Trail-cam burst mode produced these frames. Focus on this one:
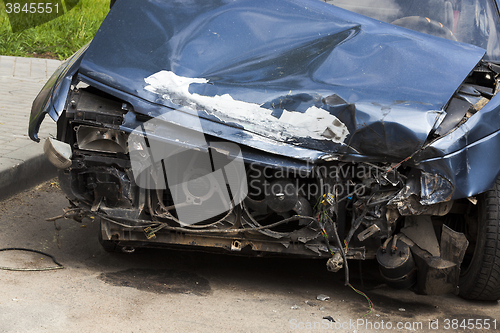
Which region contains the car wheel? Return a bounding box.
[459,177,500,300]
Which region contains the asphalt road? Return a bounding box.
[0,181,498,333]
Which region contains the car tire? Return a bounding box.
[459,177,500,301]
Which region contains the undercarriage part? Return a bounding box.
[401,216,440,257]
[410,244,458,295]
[97,215,367,258]
[397,223,469,296]
[376,237,417,289]
[439,224,469,265]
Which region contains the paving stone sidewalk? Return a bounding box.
[0,55,62,200]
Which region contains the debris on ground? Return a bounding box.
[316,294,330,301]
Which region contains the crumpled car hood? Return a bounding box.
[79,0,485,160]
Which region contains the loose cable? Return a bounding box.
[0,248,64,271]
[349,283,373,317]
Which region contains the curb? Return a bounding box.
[0,55,62,201]
[0,142,57,201]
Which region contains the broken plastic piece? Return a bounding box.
[326,252,344,272]
[316,294,330,301]
[43,137,72,169]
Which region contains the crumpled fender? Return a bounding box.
[28,44,88,142]
[415,93,500,200]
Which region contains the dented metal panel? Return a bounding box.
[415,93,500,200]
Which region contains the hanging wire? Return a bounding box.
[349,283,374,317]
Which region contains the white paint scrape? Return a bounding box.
[144,70,349,143]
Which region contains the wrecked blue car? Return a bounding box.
[29,0,500,300]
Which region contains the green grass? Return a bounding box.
[0,0,109,60]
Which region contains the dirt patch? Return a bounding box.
[30,52,59,60]
[99,268,211,296]
[366,291,437,318]
[0,179,61,214]
[33,179,61,192]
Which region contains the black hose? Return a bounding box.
[0,248,64,271]
[332,222,349,286]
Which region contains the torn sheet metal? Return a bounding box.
[415,93,500,200]
[401,216,440,257]
[144,70,349,143]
